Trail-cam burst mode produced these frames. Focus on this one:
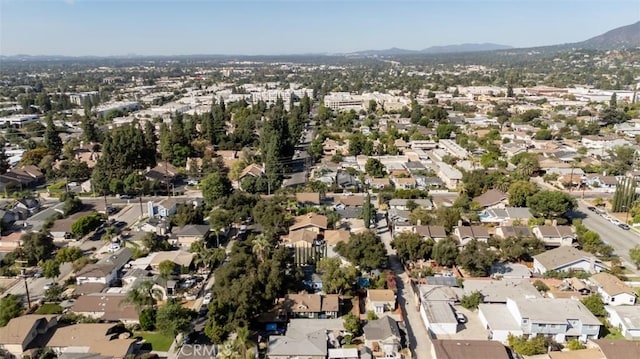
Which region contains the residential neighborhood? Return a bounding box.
[0,10,640,359]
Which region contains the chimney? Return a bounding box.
[417,219,422,226]
[458,220,463,227]
[552,219,557,226]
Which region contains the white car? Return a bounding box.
[43,282,54,290]
[203,292,212,305]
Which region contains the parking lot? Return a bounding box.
[433,305,488,341]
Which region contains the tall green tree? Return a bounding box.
[44,116,62,157]
[155,299,195,336]
[432,238,459,267]
[527,190,576,219]
[0,295,23,327]
[201,170,232,207]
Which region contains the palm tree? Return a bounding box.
[251,234,270,264]
[123,281,163,312]
[216,341,240,359]
[234,326,253,359]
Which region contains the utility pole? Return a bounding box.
[19,267,31,308]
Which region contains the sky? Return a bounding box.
[1,0,639,56]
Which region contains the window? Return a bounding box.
[611,297,615,302]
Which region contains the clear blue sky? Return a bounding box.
[1,0,639,56]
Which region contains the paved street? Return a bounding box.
[5,262,72,306]
[575,201,640,274]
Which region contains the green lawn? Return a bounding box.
[35,303,63,314]
[135,331,174,352]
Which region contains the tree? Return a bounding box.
[43,285,64,302]
[365,158,386,178]
[436,123,457,139]
[139,308,156,331]
[456,240,496,277]
[158,260,176,286]
[317,257,358,294]
[434,207,461,233]
[432,238,459,267]
[335,231,387,271]
[460,291,483,309]
[612,177,636,212]
[581,294,606,317]
[141,232,170,252]
[391,233,433,263]
[508,334,551,356]
[124,281,162,312]
[0,144,9,174]
[20,232,55,265]
[251,234,271,264]
[508,181,538,207]
[527,190,577,219]
[202,171,232,207]
[362,193,374,229]
[209,209,231,246]
[44,116,63,157]
[534,129,552,140]
[155,299,195,336]
[42,259,60,279]
[0,295,23,326]
[71,213,103,238]
[630,245,640,268]
[510,153,540,179]
[532,280,550,293]
[343,312,362,336]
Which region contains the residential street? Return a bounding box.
[575,201,640,275]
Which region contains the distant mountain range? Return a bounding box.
[575,20,640,50]
[346,43,513,56]
[1,21,638,60]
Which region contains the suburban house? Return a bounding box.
[75,248,132,285]
[604,306,640,339]
[70,293,139,324]
[363,316,402,359]
[533,246,607,275]
[289,213,328,234]
[324,230,350,247]
[388,198,433,211]
[462,279,540,303]
[533,225,576,247]
[1,165,45,189]
[0,315,58,358]
[148,250,194,271]
[473,189,508,208]
[267,318,345,359]
[592,339,640,359]
[283,229,319,247]
[390,176,416,190]
[156,198,178,218]
[453,225,490,246]
[494,226,533,239]
[45,323,136,359]
[366,289,396,314]
[415,225,447,242]
[336,195,365,209]
[238,163,265,181]
[172,224,210,248]
[478,297,601,343]
[585,174,618,192]
[430,340,512,359]
[14,198,40,216]
[0,231,24,252]
[489,263,532,279]
[276,293,341,319]
[589,273,637,306]
[296,192,322,207]
[145,162,178,184]
[479,207,532,224]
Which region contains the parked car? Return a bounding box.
[455,312,467,324]
[587,206,596,212]
[119,194,133,200]
[203,292,212,305]
[618,223,630,230]
[43,282,55,290]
